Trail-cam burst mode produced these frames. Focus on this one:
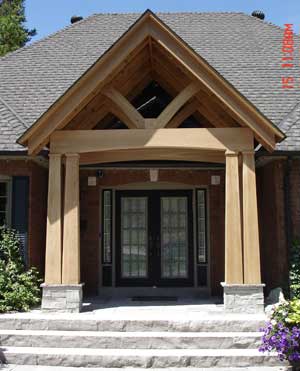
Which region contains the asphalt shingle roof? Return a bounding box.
[0,97,26,151]
[276,102,300,152]
[0,11,300,151]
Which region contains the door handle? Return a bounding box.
[149,235,153,257]
[156,235,160,257]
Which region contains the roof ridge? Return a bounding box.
[91,11,245,15]
[279,100,300,134]
[0,11,289,63]
[0,95,27,130]
[238,12,292,33]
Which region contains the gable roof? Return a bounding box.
[0,10,298,152]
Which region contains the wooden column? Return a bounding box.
[225,150,243,284]
[242,150,261,284]
[45,154,62,284]
[62,153,80,284]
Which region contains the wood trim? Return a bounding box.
[152,63,236,128]
[79,148,225,165]
[50,128,254,154]
[155,82,200,128]
[225,150,243,283]
[45,154,62,284]
[62,153,80,284]
[242,151,261,284]
[103,87,145,129]
[104,81,199,130]
[166,100,198,128]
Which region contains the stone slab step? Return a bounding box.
[2,366,291,371]
[0,330,262,349]
[0,316,265,332]
[0,347,283,368]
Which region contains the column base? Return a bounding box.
[221,283,265,313]
[41,283,84,313]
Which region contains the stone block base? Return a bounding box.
[41,283,84,313]
[221,283,265,313]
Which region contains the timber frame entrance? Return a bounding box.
[17,10,285,310]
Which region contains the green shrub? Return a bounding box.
[0,226,41,312]
[290,240,300,299]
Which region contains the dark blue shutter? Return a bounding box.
[11,176,29,265]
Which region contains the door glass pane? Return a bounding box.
[121,197,148,278]
[161,197,188,278]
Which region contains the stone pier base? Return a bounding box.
[41,283,84,313]
[221,283,265,313]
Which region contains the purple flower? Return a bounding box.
[259,305,300,363]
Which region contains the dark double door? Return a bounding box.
[116,190,193,287]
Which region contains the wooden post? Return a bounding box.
[62,153,80,284]
[225,150,243,284]
[242,150,261,284]
[45,154,62,284]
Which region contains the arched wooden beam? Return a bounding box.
[79,148,225,165]
[50,128,254,154]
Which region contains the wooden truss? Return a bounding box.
[18,11,284,154]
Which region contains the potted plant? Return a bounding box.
[259,299,300,369]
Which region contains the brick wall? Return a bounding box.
[0,159,48,274]
[289,159,300,241]
[257,160,289,294]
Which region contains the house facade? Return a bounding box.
[0,10,299,313]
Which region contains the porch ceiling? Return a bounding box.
[18,10,285,155]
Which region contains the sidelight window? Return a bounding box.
[0,178,11,226]
[196,189,207,264]
[102,189,112,264]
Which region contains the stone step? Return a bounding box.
[2,365,291,371]
[0,347,282,368]
[0,330,262,349]
[0,316,265,332]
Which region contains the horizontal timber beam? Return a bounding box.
[79,148,225,165]
[50,128,254,154]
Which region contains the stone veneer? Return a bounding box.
[41,283,84,313]
[221,283,265,313]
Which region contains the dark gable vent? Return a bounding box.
[251,10,265,20]
[70,15,83,24]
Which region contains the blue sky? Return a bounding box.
[25,0,300,42]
